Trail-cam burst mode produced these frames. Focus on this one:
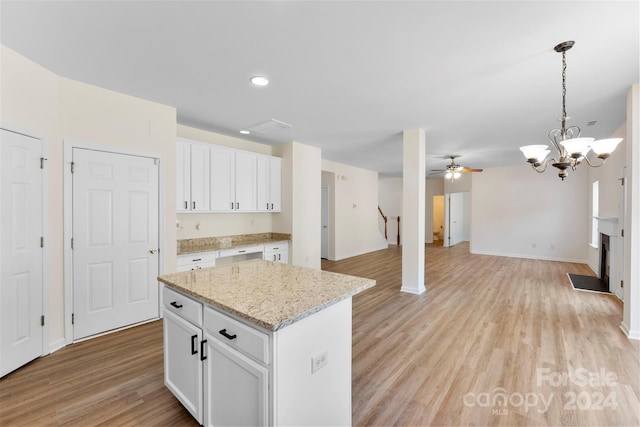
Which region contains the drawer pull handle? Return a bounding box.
[191,334,198,355]
[219,329,237,340]
[192,258,202,262]
[200,339,207,361]
[238,250,246,253]
[170,301,183,309]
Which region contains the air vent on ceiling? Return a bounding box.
[245,119,292,135]
[587,120,597,126]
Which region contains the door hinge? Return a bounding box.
[40,157,47,169]
[154,158,160,166]
[40,236,44,248]
[72,313,75,325]
[71,238,74,250]
[70,162,75,173]
[621,280,624,288]
[620,177,625,186]
[621,229,624,237]
[41,315,45,326]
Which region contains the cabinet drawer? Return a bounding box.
[263,242,287,252]
[204,306,269,365]
[218,245,263,258]
[164,286,203,327]
[177,252,217,267]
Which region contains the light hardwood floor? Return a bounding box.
[1,243,638,426]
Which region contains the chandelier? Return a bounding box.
[519,41,622,180]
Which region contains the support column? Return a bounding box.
[622,84,640,339]
[401,129,426,294]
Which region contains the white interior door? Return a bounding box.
[321,187,328,259]
[449,192,464,246]
[0,129,44,377]
[72,148,159,340]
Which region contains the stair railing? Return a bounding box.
[377,206,388,240]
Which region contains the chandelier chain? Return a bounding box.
[561,51,567,123]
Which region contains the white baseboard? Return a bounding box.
[469,250,588,264]
[49,338,66,354]
[332,244,389,261]
[620,323,640,340]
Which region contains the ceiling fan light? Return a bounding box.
[520,145,548,162]
[590,138,622,156]
[453,172,461,179]
[445,171,452,179]
[560,137,594,158]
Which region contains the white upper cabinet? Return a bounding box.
[256,156,281,212]
[210,146,235,212]
[178,139,281,213]
[177,139,210,212]
[176,140,190,212]
[234,151,257,212]
[210,147,257,212]
[190,144,211,212]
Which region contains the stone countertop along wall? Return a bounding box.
[158,259,375,331]
[177,232,291,255]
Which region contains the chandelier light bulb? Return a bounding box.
[453,172,461,179]
[590,138,623,157]
[520,145,548,162]
[445,172,452,179]
[560,137,594,158]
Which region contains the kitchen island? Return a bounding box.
[157,259,375,427]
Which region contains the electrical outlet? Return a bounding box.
[311,351,328,374]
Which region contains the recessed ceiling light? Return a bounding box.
[239,130,251,135]
[250,75,269,86]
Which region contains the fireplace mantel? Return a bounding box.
[596,217,618,237]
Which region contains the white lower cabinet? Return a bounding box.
[164,309,204,424]
[263,242,288,264]
[164,286,352,427]
[204,338,269,427]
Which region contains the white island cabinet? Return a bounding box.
[158,260,375,427]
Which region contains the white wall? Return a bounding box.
[426,178,444,243]
[378,177,402,245]
[586,123,627,274]
[175,124,276,238]
[1,45,177,350]
[322,160,387,260]
[378,177,444,244]
[471,163,589,262]
[273,142,321,269]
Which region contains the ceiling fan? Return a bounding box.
[429,156,483,179]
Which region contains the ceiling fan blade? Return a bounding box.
[460,168,483,173]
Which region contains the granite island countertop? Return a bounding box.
[177,232,291,255]
[158,259,375,331]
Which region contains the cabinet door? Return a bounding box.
[269,157,282,212]
[190,143,210,212]
[164,309,204,424]
[276,248,288,264]
[204,337,269,427]
[256,156,270,212]
[210,147,235,211]
[176,140,190,212]
[234,151,257,212]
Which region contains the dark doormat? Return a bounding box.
[567,273,610,294]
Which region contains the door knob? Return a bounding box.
[149,248,158,254]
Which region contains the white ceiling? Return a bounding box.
[1,1,638,176]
